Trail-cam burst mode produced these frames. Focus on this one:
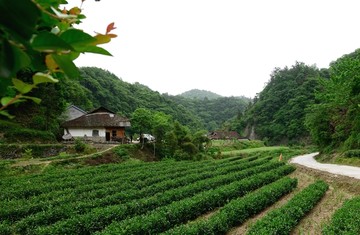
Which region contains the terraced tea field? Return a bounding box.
[0,153,358,234]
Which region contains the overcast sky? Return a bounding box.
[67,0,360,98]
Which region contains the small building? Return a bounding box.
[208,131,241,140]
[62,107,131,142]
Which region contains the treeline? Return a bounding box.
[4,67,249,140]
[239,49,360,151]
[66,67,249,131]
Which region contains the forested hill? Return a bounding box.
[241,49,360,151]
[61,67,250,131]
[242,62,324,144]
[179,89,222,100]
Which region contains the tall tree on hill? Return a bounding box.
[244,62,321,144]
[305,49,360,150]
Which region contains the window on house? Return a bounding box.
[112,130,117,137]
[92,130,99,137]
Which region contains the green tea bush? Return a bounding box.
[247,180,328,235]
[323,196,360,234]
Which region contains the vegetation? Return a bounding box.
[0,153,292,234]
[164,177,298,235]
[305,49,360,152]
[241,62,322,145]
[179,89,223,100]
[323,196,360,234]
[247,180,328,235]
[0,0,115,119]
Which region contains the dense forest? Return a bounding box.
[239,50,360,151]
[179,89,223,100]
[2,46,360,154]
[4,67,249,136]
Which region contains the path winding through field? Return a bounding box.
[290,152,360,179]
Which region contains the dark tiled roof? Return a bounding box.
[208,131,241,139]
[62,112,130,128]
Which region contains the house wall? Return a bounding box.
[65,127,106,141]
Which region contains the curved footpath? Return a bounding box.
[290,152,360,180]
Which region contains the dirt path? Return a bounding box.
[289,152,360,179]
[11,144,118,167]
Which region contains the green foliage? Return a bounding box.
[165,177,297,235]
[247,180,328,235]
[22,149,33,159]
[305,49,360,151]
[0,0,114,118]
[323,196,360,234]
[101,164,295,234]
[343,149,360,158]
[3,128,56,143]
[243,62,321,144]
[179,89,223,100]
[74,138,86,153]
[113,146,130,160]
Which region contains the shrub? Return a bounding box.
[22,149,33,159]
[247,180,329,235]
[74,139,86,153]
[343,149,360,158]
[173,149,192,161]
[323,196,360,234]
[4,128,55,143]
[113,146,130,160]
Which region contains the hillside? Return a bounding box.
[179,89,222,100]
[61,67,250,131]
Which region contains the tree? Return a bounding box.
[243,62,321,144]
[305,49,360,150]
[0,0,115,118]
[131,108,154,136]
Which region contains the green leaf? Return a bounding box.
[60,29,96,48]
[31,32,74,52]
[0,39,31,79]
[52,54,80,79]
[0,78,12,96]
[1,97,12,106]
[22,96,41,104]
[77,45,112,56]
[0,110,14,119]
[0,0,40,41]
[32,72,59,85]
[12,78,34,94]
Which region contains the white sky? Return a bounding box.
[67,0,360,98]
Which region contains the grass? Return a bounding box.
[316,153,360,167]
[221,146,289,156]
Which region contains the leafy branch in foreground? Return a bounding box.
[0,0,116,118]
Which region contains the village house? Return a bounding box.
[62,106,131,142]
[208,131,242,140]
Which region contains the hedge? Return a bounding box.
[322,196,360,234]
[247,180,329,235]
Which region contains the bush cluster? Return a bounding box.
[343,149,360,158]
[247,180,328,234]
[323,196,360,234]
